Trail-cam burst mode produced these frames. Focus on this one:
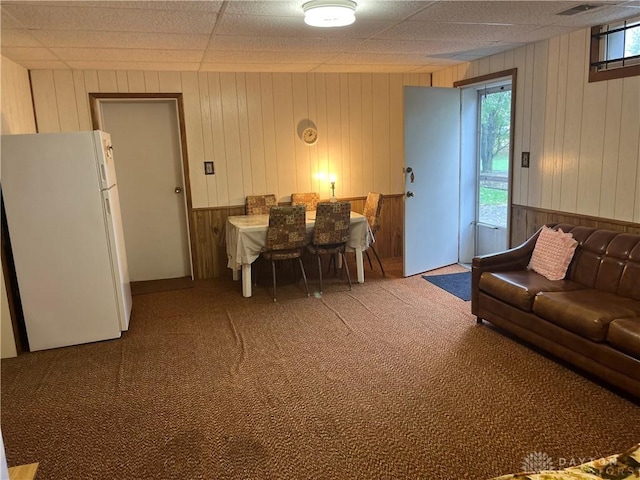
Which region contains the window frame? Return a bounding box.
[589,20,640,83]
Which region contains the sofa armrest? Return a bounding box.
[471,228,542,315]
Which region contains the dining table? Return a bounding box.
[226,210,371,297]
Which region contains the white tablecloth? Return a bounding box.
[226,211,371,271]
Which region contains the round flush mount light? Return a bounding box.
[303,0,357,28]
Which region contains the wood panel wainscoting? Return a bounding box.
[510,204,640,247]
[190,194,404,280]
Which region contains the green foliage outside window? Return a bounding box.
[479,90,511,174]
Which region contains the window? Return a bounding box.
[477,84,511,232]
[590,16,640,82]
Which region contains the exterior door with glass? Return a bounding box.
[476,84,512,256]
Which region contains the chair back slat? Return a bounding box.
[246,194,277,215]
[313,202,351,246]
[291,192,320,211]
[266,205,307,250]
[363,192,383,234]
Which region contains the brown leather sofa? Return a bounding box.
[472,224,640,399]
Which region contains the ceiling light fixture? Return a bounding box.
[303,0,357,28]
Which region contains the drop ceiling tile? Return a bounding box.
[224,1,310,17]
[65,60,199,71]
[31,30,210,50]
[501,25,580,43]
[1,4,217,34]
[348,1,434,20]
[216,13,393,39]
[12,60,70,69]
[0,47,59,60]
[552,5,640,26]
[472,43,526,57]
[203,50,336,64]
[312,64,423,73]
[209,35,365,53]
[1,1,223,11]
[2,0,638,74]
[411,64,453,73]
[411,1,583,25]
[199,63,317,72]
[347,38,496,55]
[451,53,489,61]
[377,20,541,42]
[327,52,436,65]
[0,8,22,29]
[50,47,203,62]
[450,43,525,60]
[89,1,224,11]
[0,29,43,47]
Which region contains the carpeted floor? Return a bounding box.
[130,276,194,296]
[1,258,639,479]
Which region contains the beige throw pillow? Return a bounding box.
[528,226,578,280]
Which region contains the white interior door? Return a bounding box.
[403,86,461,277]
[99,100,192,282]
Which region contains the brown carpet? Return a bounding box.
[130,276,193,296]
[1,258,639,479]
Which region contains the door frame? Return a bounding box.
[454,68,517,251]
[89,93,195,278]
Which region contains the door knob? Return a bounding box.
[175,187,183,194]
[406,191,414,197]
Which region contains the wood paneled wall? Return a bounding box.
[511,204,640,247]
[1,56,36,135]
[23,30,640,273]
[29,70,418,279]
[191,194,403,279]
[29,71,431,209]
[433,27,640,226]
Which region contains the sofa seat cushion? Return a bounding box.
[607,318,640,360]
[479,271,584,312]
[533,290,640,341]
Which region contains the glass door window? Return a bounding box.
[478,85,511,230]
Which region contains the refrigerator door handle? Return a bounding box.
[105,197,111,215]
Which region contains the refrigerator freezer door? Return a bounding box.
[103,185,132,330]
[2,132,123,351]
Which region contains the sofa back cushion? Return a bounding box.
[552,224,640,300]
[564,228,615,287]
[619,241,640,301]
[596,234,640,295]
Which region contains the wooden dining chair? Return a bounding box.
[307,201,352,293]
[258,205,309,302]
[291,192,320,211]
[363,192,385,276]
[246,194,277,215]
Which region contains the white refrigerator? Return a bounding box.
[1,130,132,351]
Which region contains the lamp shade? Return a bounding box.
[303,0,357,28]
